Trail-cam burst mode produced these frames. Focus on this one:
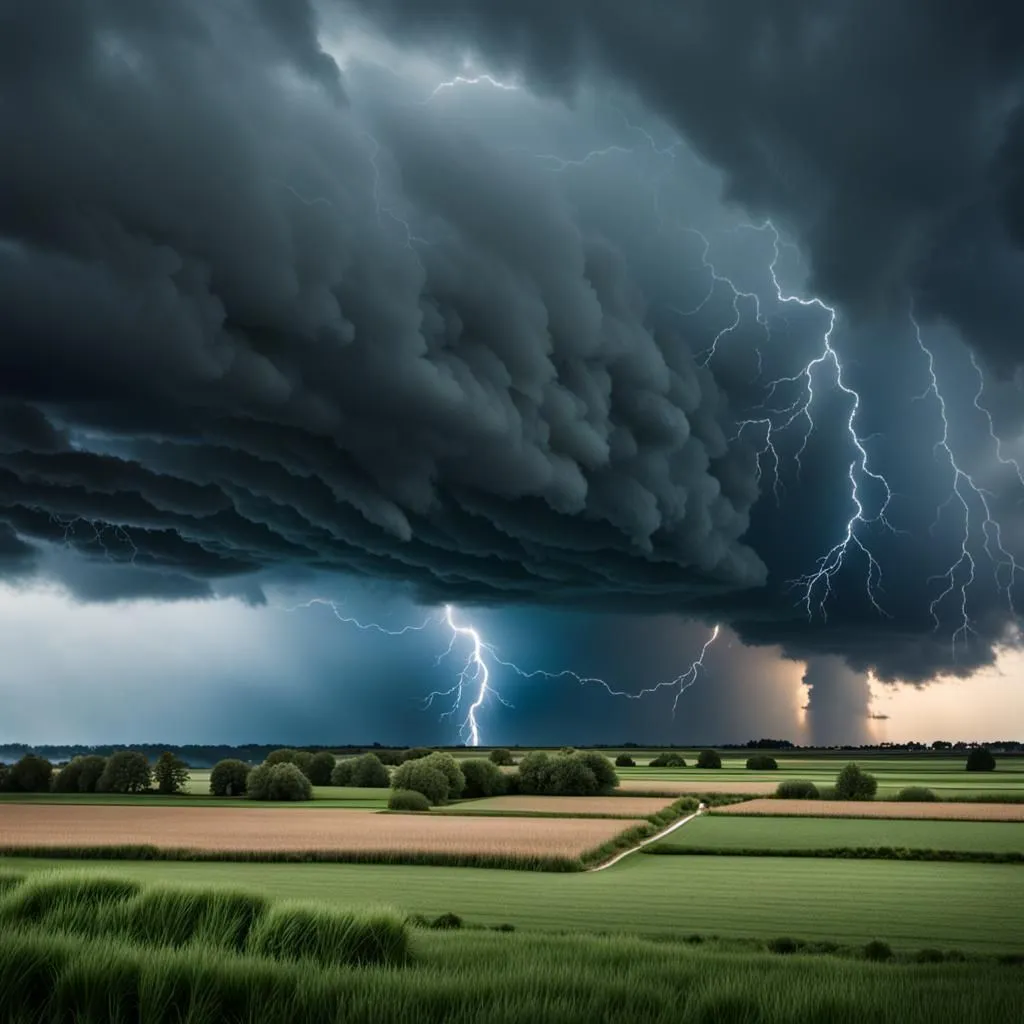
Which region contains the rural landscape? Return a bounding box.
[0,742,1021,1022]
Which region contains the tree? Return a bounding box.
[965,747,996,772]
[264,748,298,766]
[459,758,507,798]
[696,749,722,769]
[77,755,107,793]
[210,759,251,797]
[349,753,390,788]
[615,754,636,767]
[834,762,878,800]
[247,762,312,801]
[97,751,152,794]
[399,747,435,763]
[388,789,430,811]
[0,763,8,792]
[391,760,450,805]
[9,754,54,792]
[516,751,554,794]
[52,757,86,793]
[489,748,515,766]
[292,751,314,778]
[775,780,819,799]
[745,754,778,770]
[306,751,336,786]
[548,756,598,795]
[649,753,686,768]
[331,759,355,786]
[153,752,190,795]
[574,751,619,792]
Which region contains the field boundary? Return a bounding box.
[589,804,705,872]
[643,846,1024,864]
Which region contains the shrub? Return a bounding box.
[373,749,402,766]
[649,753,687,768]
[153,752,190,795]
[574,751,619,793]
[896,786,938,802]
[306,751,336,786]
[421,752,464,799]
[76,756,107,793]
[459,758,507,798]
[247,762,313,801]
[97,752,151,794]
[696,749,722,769]
[615,754,636,767]
[264,749,298,766]
[915,948,946,963]
[292,751,314,778]
[430,912,462,930]
[516,751,554,794]
[966,747,996,772]
[767,937,799,955]
[348,753,390,789]
[8,754,53,793]
[388,789,430,812]
[548,756,599,796]
[834,763,878,801]
[863,940,893,962]
[488,748,515,766]
[399,747,435,763]
[746,755,778,770]
[775,779,819,799]
[330,759,354,786]
[391,761,451,805]
[209,759,251,797]
[52,758,85,793]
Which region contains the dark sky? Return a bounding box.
[0,1,1021,746]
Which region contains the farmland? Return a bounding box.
[714,798,1024,821]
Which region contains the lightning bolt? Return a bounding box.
[422,73,521,102]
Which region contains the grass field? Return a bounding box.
[4,852,1020,952]
[714,799,1024,820]
[1,873,1019,1024]
[654,815,1024,853]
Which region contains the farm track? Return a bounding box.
[590,804,705,871]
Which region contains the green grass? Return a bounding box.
[0,872,1020,1024]
[0,786,389,809]
[655,816,1024,854]
[4,853,1020,953]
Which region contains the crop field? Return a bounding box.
[0,873,1018,1024]
[714,799,1024,821]
[617,777,777,794]
[0,804,643,860]
[4,851,1021,953]
[440,795,674,816]
[654,815,1024,853]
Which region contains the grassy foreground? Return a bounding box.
[5,852,1020,953]
[0,871,1019,1024]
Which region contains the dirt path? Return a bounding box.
[589,803,705,872]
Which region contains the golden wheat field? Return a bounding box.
[440,795,674,816]
[0,805,643,857]
[713,799,1024,821]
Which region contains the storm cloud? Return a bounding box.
[0,0,1021,693]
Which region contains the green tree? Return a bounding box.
[459,758,507,798]
[548,756,598,795]
[649,753,687,768]
[965,748,996,772]
[420,752,465,799]
[696,749,722,769]
[209,759,251,797]
[574,751,619,792]
[0,763,8,792]
[746,754,778,770]
[264,748,298,766]
[97,751,152,794]
[153,751,190,795]
[306,751,336,786]
[77,755,108,793]
[349,753,390,788]
[516,751,554,794]
[391,760,450,805]
[399,747,435,763]
[9,754,54,792]
[488,748,515,766]
[331,759,354,786]
[834,762,878,800]
[615,754,636,767]
[247,762,312,801]
[52,758,86,793]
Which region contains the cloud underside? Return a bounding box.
[0,0,1021,684]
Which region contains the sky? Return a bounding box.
[0,0,1022,748]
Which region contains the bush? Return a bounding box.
[209,759,251,797]
[746,755,778,770]
[292,751,314,778]
[388,789,430,811]
[896,786,938,802]
[429,912,462,930]
[834,763,878,801]
[863,940,893,962]
[247,762,313,801]
[915,948,946,963]
[399,747,436,764]
[696,749,722,769]
[391,761,451,805]
[767,937,799,955]
[8,754,53,793]
[516,751,554,794]
[649,753,687,768]
[574,751,619,793]
[264,749,298,766]
[52,758,86,793]
[775,779,819,799]
[422,752,465,799]
[153,752,190,795]
[548,756,599,796]
[348,753,390,789]
[97,752,151,794]
[76,756,107,793]
[459,758,508,798]
[489,748,515,766]
[615,754,636,767]
[331,759,354,786]
[966,747,996,772]
[306,751,336,786]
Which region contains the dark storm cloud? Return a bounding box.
[0,0,1020,688]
